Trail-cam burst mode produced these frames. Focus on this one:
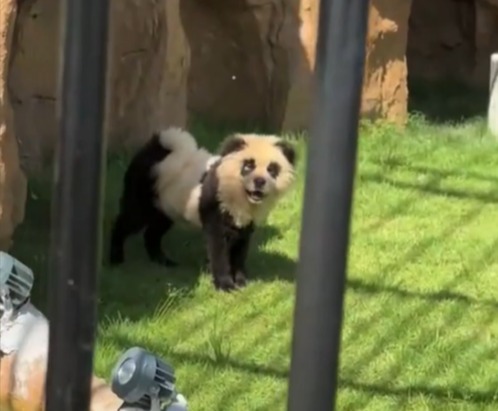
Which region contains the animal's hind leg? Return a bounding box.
[143,209,178,267]
[109,212,145,265]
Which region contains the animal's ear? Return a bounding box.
[275,140,296,166]
[218,134,246,156]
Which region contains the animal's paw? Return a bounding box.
[234,271,248,288]
[214,275,237,292]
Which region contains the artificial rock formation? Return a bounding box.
[1,0,189,249]
[0,0,27,251]
[181,0,318,131]
[286,0,414,127]
[0,352,123,411]
[9,0,190,172]
[362,0,413,125]
[0,302,124,411]
[183,0,414,131]
[181,0,296,131]
[408,0,498,88]
[183,0,498,130]
[407,0,477,85]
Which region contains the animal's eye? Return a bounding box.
[241,158,255,175]
[267,162,281,179]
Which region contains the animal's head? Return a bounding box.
[215,133,297,213]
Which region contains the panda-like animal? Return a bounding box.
[109,127,297,291]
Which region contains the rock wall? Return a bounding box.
[0,0,27,251]
[362,0,413,125]
[6,0,498,247]
[182,0,414,131]
[180,0,296,131]
[408,0,498,88]
[0,0,189,249]
[9,0,189,173]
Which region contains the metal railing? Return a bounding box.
[45,0,110,410]
[44,0,369,410]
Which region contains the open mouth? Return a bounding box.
[246,189,265,203]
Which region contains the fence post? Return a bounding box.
[286,0,369,410]
[488,53,498,138]
[44,0,110,410]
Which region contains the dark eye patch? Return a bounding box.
[241,158,255,176]
[267,162,281,179]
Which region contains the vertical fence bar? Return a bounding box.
[44,0,110,410]
[286,0,369,409]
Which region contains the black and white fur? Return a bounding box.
[109,127,296,291]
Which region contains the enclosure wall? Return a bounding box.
[2,0,498,249]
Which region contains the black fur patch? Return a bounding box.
[218,134,247,156]
[274,140,296,166]
[267,161,281,179]
[109,132,177,267]
[199,167,254,292]
[200,158,222,183]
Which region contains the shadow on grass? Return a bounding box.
[363,172,498,204]
[109,333,498,406]
[408,77,488,124]
[371,162,498,186]
[97,221,296,321]
[347,278,498,310]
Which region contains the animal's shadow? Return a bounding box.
[12,184,297,323]
[99,219,297,320]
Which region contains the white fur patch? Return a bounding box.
[153,129,217,228]
[206,155,221,170]
[158,127,198,153]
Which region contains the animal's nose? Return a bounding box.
[254,177,266,189]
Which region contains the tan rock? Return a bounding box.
[181,0,290,130]
[285,0,415,128]
[182,0,315,131]
[281,0,319,131]
[0,354,123,411]
[362,0,413,126]
[106,0,190,148]
[9,0,190,173]
[183,0,414,131]
[0,303,123,411]
[285,0,414,128]
[0,0,27,251]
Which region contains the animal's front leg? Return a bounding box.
[230,228,253,288]
[203,220,236,292]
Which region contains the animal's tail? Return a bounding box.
[157,127,198,154]
[150,127,201,185]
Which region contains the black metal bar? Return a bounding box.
[286,0,369,409]
[45,0,110,410]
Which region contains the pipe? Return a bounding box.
[286,0,369,409]
[45,0,110,410]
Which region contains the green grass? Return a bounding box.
[11,113,498,410]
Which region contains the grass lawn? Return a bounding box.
[11,113,498,410]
